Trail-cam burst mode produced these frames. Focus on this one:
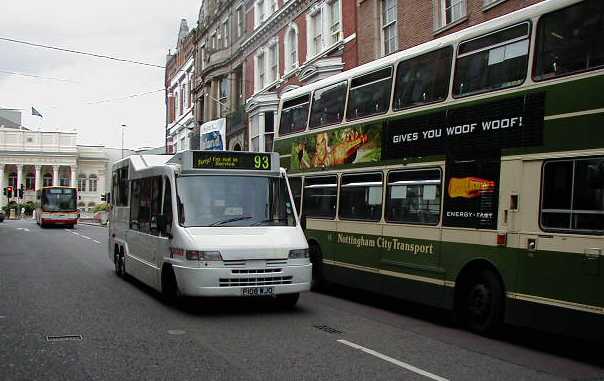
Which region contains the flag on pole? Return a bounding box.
[32,107,43,118]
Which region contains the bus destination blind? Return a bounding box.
[193,151,272,171]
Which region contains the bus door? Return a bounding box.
[336,172,384,293]
[381,168,444,305]
[126,176,164,287]
[518,158,602,329]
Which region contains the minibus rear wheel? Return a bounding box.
[275,293,299,308]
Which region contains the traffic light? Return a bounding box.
[18,184,24,199]
[7,186,13,198]
[100,193,106,202]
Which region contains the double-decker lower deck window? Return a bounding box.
[303,176,337,219]
[453,23,529,97]
[309,81,347,129]
[279,94,310,135]
[346,67,393,120]
[541,157,604,233]
[393,47,452,110]
[339,173,383,221]
[534,0,604,81]
[385,169,441,225]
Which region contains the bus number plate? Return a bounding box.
[241,287,274,296]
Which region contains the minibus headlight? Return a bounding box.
[184,250,223,261]
[289,249,309,259]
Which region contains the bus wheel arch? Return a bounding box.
[454,259,505,335]
[115,245,126,278]
[161,263,180,302]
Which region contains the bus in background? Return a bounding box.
[109,150,311,307]
[36,186,79,228]
[274,0,604,338]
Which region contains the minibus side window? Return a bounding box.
[163,177,173,236]
[150,176,162,236]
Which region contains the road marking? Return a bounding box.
[72,232,81,236]
[93,240,101,244]
[80,235,91,240]
[16,228,30,232]
[337,339,448,381]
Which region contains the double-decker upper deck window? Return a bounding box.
[385,169,441,225]
[339,173,383,221]
[541,157,604,234]
[346,67,393,120]
[393,47,453,111]
[309,81,347,129]
[303,176,337,219]
[534,0,604,81]
[279,94,310,135]
[453,23,530,97]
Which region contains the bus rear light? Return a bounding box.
[496,233,507,247]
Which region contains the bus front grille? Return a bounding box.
[231,268,282,274]
[219,276,293,287]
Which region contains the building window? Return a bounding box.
[250,114,260,151]
[310,11,323,56]
[269,0,277,14]
[329,0,341,45]
[269,43,279,83]
[8,172,16,189]
[59,176,69,187]
[43,173,52,187]
[256,0,266,27]
[236,6,244,37]
[382,0,398,55]
[223,18,230,48]
[174,91,180,117]
[89,174,97,193]
[435,0,467,30]
[179,84,185,115]
[25,173,35,190]
[256,50,266,91]
[78,174,87,192]
[187,77,192,109]
[211,32,217,49]
[264,111,274,152]
[219,77,229,116]
[285,25,298,71]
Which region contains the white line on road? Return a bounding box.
[93,240,101,244]
[337,339,448,381]
[71,232,81,236]
[80,235,91,240]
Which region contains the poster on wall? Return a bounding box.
[289,124,382,170]
[200,118,226,151]
[443,154,501,229]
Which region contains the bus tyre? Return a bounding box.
[161,265,180,304]
[115,252,126,278]
[275,293,299,308]
[458,269,504,335]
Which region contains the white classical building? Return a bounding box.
[0,127,128,214]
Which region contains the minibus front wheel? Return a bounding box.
[161,264,180,303]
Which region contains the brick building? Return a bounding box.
[357,0,543,65]
[165,19,196,154]
[242,0,358,151]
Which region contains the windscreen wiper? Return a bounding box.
[252,217,289,226]
[209,216,253,226]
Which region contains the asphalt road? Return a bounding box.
[0,218,602,381]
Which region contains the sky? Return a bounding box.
[0,1,200,150]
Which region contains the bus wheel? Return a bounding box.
[458,269,504,335]
[161,265,180,304]
[115,251,126,278]
[309,243,326,291]
[275,293,299,308]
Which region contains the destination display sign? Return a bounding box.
[192,151,273,171]
[383,93,545,159]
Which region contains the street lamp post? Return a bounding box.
[121,124,126,158]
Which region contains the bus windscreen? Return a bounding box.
[42,188,77,212]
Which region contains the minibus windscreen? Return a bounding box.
[176,175,296,227]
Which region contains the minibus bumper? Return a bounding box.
[172,263,312,297]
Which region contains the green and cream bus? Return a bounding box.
[273,0,604,338]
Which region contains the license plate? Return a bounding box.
[241,287,274,296]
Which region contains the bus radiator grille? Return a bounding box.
[231,268,282,274]
[219,276,293,287]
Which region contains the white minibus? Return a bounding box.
[109,150,311,307]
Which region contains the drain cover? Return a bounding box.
[46,335,83,342]
[313,324,343,335]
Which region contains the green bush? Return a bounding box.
[94,202,110,213]
[2,201,38,216]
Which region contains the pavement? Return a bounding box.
[0,218,602,381]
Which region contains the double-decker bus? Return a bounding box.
[274,0,604,338]
[36,186,79,228]
[109,150,311,307]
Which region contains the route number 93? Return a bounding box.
[254,155,270,169]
